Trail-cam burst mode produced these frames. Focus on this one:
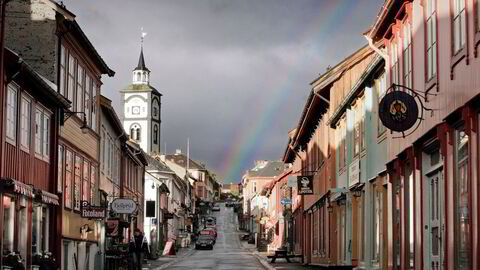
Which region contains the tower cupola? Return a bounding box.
[133,33,150,85]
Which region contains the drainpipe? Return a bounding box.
[364,34,388,62]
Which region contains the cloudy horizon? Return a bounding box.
[63,0,380,183]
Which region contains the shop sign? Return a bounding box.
[81,201,106,219]
[297,175,313,195]
[280,198,292,205]
[379,91,419,132]
[111,198,137,214]
[348,159,360,188]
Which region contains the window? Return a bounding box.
[338,118,347,170]
[85,74,91,127]
[65,149,73,208]
[372,185,383,267]
[253,181,256,193]
[403,23,413,88]
[83,159,90,202]
[60,45,66,96]
[130,124,141,141]
[2,195,15,253]
[91,166,96,204]
[76,65,84,112]
[358,193,365,263]
[453,0,466,53]
[43,114,50,159]
[35,109,42,155]
[20,96,31,150]
[92,84,99,132]
[405,162,414,269]
[32,204,49,254]
[67,54,75,103]
[74,155,82,211]
[101,129,106,172]
[477,0,480,31]
[6,84,17,143]
[153,125,158,144]
[313,209,319,254]
[391,43,399,84]
[153,106,158,117]
[455,127,470,269]
[353,98,364,156]
[58,145,64,193]
[426,0,437,80]
[377,73,387,135]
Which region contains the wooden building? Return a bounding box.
[4,1,114,269]
[0,48,69,269]
[367,1,480,269]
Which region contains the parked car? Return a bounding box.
[195,235,214,250]
[200,228,217,240]
[212,206,220,211]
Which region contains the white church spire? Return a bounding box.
[133,28,150,85]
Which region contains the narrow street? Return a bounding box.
[162,203,264,270]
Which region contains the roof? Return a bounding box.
[126,140,148,166]
[100,95,126,139]
[367,0,403,41]
[283,45,372,163]
[4,47,70,108]
[246,161,286,178]
[145,155,174,173]
[165,154,205,170]
[121,83,163,96]
[134,48,150,72]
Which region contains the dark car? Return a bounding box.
[195,235,215,250]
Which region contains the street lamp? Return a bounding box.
[61,110,89,134]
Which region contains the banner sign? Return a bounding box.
[297,176,314,195]
[280,198,292,205]
[81,201,106,219]
[111,198,137,214]
[379,91,419,132]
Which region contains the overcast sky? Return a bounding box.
[63,0,380,183]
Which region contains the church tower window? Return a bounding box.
[130,123,141,141]
[153,125,158,144]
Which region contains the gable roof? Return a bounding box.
[165,154,205,170]
[246,161,285,178]
[100,95,126,139]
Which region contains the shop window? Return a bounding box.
[6,84,17,144]
[453,0,466,54]
[313,209,318,255]
[404,162,414,269]
[357,192,365,263]
[32,204,49,254]
[18,199,27,262]
[2,195,15,253]
[83,159,90,202]
[74,155,82,211]
[426,0,437,80]
[455,126,470,269]
[65,149,73,209]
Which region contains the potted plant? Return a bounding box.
[2,251,25,270]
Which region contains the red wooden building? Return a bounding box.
[0,48,69,268]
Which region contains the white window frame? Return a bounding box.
[20,94,32,151]
[6,84,18,144]
[453,0,466,54]
[426,0,437,80]
[403,22,413,89]
[34,106,51,161]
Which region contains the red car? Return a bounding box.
[200,228,217,239]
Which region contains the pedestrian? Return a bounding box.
[129,228,150,270]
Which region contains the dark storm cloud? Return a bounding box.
[63,0,380,183]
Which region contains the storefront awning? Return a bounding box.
[34,189,60,205]
[0,177,34,198]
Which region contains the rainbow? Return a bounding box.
[220,1,358,183]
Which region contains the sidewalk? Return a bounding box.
[143,246,195,270]
[240,240,322,270]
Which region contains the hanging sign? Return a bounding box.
[379,91,419,132]
[297,176,313,195]
[80,201,106,219]
[348,159,360,188]
[280,198,292,205]
[111,198,137,214]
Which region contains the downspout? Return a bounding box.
[364,34,388,62]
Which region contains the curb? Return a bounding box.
[252,252,276,270]
[152,248,196,270]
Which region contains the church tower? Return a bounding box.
[121,36,162,154]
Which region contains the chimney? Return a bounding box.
[160,155,166,162]
[175,149,182,155]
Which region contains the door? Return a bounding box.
[424,164,444,270]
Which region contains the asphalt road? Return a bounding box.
[162,203,264,270]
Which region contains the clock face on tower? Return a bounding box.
[132,106,140,115]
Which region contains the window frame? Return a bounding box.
[376,72,387,138]
[6,83,18,145]
[475,0,480,56]
[64,148,73,209]
[20,94,32,151]
[403,21,413,89]
[450,0,469,78]
[425,0,438,88]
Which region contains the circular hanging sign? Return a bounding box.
[379,91,419,132]
[111,198,137,214]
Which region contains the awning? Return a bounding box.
[0,177,34,198]
[35,189,60,205]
